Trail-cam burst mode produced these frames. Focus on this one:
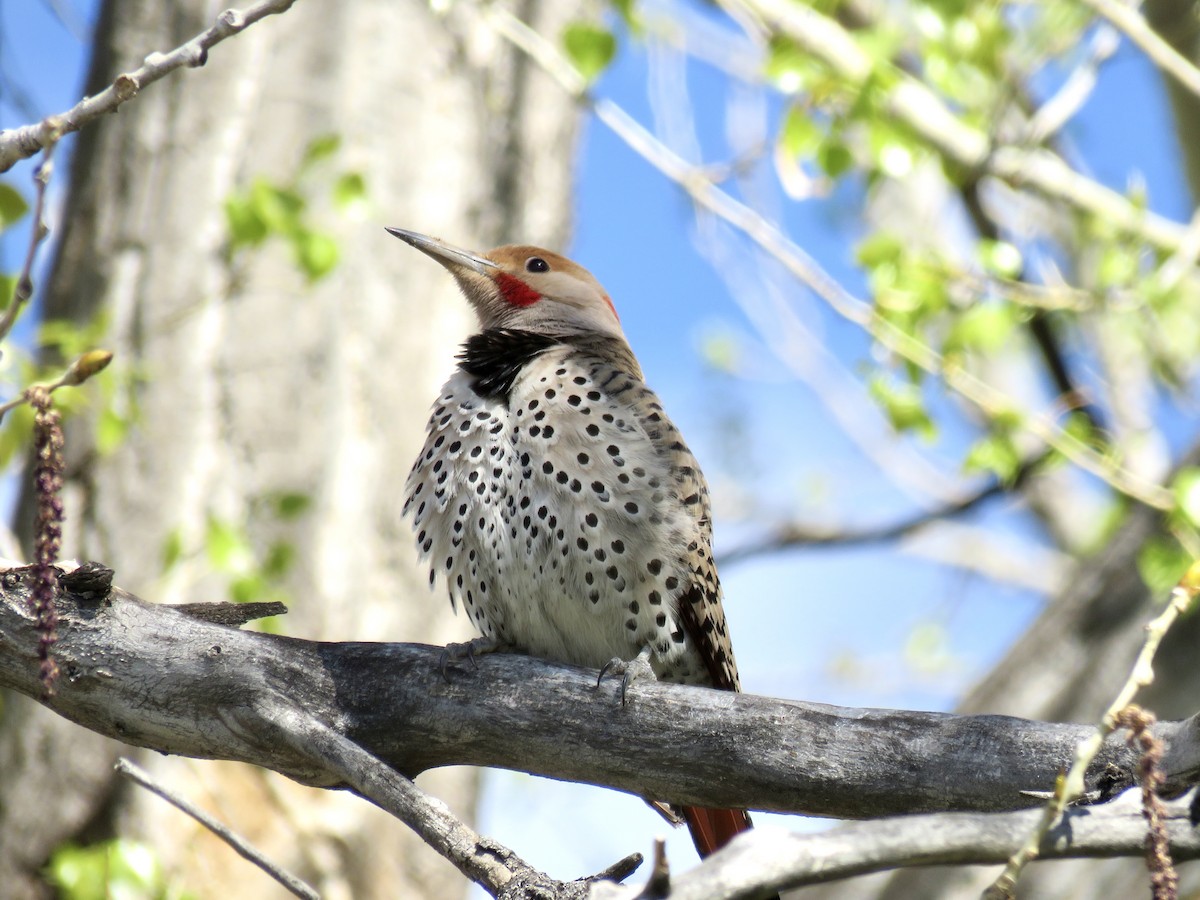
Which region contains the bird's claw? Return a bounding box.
[438,636,502,681]
[597,646,656,706]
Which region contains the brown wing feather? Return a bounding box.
[676,583,739,690]
[570,338,763,875]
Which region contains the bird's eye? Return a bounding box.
[525,257,550,273]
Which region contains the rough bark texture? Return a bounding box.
[5,560,1200,900]
[0,1,584,897]
[4,563,1189,816]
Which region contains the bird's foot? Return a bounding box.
[597,645,656,706]
[439,636,504,681]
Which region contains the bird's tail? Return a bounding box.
[681,805,753,858]
[683,806,780,898]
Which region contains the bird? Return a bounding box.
[390,226,755,861]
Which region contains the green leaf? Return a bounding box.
[962,430,1021,482]
[945,302,1017,354]
[1173,467,1200,530]
[780,107,822,159]
[868,375,936,438]
[1096,242,1139,288]
[816,139,853,178]
[302,133,342,166]
[39,313,111,358]
[230,571,265,604]
[224,193,269,248]
[293,230,340,281]
[333,171,368,211]
[562,21,617,83]
[205,516,253,574]
[0,183,29,230]
[46,839,165,900]
[250,179,305,237]
[161,528,184,573]
[270,491,312,520]
[977,239,1023,278]
[1137,534,1193,596]
[610,0,637,27]
[263,540,295,578]
[765,35,817,93]
[0,403,34,469]
[856,232,905,269]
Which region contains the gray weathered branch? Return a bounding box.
[2,561,1199,897]
[597,793,1200,899]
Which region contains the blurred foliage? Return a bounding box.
[161,489,311,614]
[46,839,195,900]
[225,133,368,282]
[1138,533,1194,597]
[594,0,1200,600]
[0,182,29,229]
[0,312,134,470]
[0,180,28,318]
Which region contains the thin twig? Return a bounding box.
[984,561,1200,898]
[1023,25,1120,143]
[0,350,114,422]
[483,5,1175,511]
[115,757,320,900]
[0,140,59,344]
[718,459,1037,566]
[0,0,298,173]
[1078,0,1200,103]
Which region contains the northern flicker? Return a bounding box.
[392,227,754,859]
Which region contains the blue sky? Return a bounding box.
[1,0,1192,891]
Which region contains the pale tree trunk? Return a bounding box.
[0,1,584,897]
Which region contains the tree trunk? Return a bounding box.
[0,1,584,896]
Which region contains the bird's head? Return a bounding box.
[387,227,623,339]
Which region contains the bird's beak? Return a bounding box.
[385,227,499,276]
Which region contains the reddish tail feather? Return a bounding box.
[682,806,779,899]
[681,805,753,858]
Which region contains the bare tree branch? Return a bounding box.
[1,143,56,343]
[4,560,1200,812]
[0,0,298,173]
[593,793,1200,900]
[4,561,1200,896]
[717,458,1039,566]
